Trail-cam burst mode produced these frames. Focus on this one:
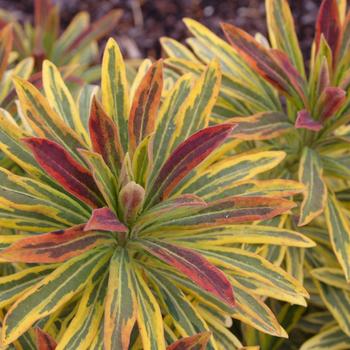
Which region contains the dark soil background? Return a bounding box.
[0,0,322,60]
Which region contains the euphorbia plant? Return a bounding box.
[161,0,350,348]
[0,0,121,81]
[0,38,313,349]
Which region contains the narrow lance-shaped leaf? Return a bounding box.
[35,328,57,350]
[230,111,292,140]
[147,269,214,349]
[2,247,111,345]
[56,273,108,350]
[128,60,163,153]
[0,224,114,263]
[314,279,350,335]
[166,332,211,350]
[138,238,235,307]
[266,0,305,76]
[316,86,346,121]
[300,324,350,350]
[79,149,119,214]
[148,73,193,184]
[13,77,87,163]
[42,60,89,143]
[176,150,286,200]
[132,265,166,350]
[157,196,295,229]
[325,195,350,281]
[315,0,341,57]
[23,137,104,208]
[89,96,124,177]
[171,60,222,144]
[311,267,350,291]
[0,265,54,309]
[222,23,307,108]
[298,147,327,226]
[84,207,128,232]
[101,38,129,153]
[146,124,234,207]
[162,225,314,248]
[104,248,137,350]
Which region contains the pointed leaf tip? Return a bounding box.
[23,137,104,208]
[141,239,235,308]
[35,328,57,350]
[166,332,212,350]
[295,110,322,131]
[85,207,128,232]
[147,123,235,207]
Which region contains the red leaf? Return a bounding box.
[141,239,235,308]
[89,96,123,175]
[315,0,341,56]
[128,60,163,153]
[84,207,128,232]
[295,109,322,131]
[166,332,211,350]
[35,328,57,350]
[318,87,346,121]
[147,124,234,207]
[158,196,296,229]
[23,137,104,208]
[0,224,112,263]
[222,23,307,106]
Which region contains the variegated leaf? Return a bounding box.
[104,248,137,350]
[298,147,327,226]
[325,195,350,281]
[101,38,129,153]
[145,124,234,207]
[2,247,112,345]
[138,238,235,307]
[0,224,114,263]
[24,137,104,208]
[128,60,163,153]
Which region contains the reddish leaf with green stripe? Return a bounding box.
[0,224,113,263]
[139,239,235,307]
[23,137,104,208]
[222,22,307,107]
[128,60,163,153]
[295,110,322,131]
[146,123,234,207]
[316,87,346,121]
[315,0,341,56]
[166,332,211,350]
[35,328,57,350]
[89,96,123,176]
[156,196,295,229]
[84,208,128,232]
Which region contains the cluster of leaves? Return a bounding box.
[0,28,316,350]
[162,0,350,348]
[0,0,121,80]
